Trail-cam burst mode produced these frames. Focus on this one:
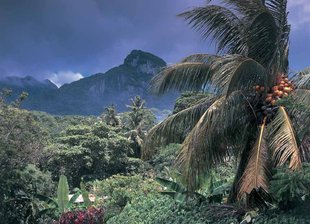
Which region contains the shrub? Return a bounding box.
[108,195,240,224]
[92,175,161,221]
[270,164,310,210]
[0,165,54,223]
[253,209,310,224]
[150,143,181,175]
[56,207,104,224]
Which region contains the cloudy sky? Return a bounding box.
[0,0,309,86]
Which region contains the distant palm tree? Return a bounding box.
[143,0,310,204]
[102,104,120,127]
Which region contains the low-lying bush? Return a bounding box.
[56,207,104,224]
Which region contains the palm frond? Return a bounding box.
[176,92,253,191]
[208,90,255,133]
[266,0,290,73]
[179,5,246,54]
[238,119,270,199]
[151,54,268,96]
[150,54,219,94]
[142,96,214,160]
[285,90,310,146]
[292,89,310,105]
[181,54,220,63]
[299,131,310,163]
[269,106,302,170]
[223,0,265,18]
[206,55,268,96]
[289,89,310,120]
[227,127,259,203]
[176,97,226,191]
[224,57,268,97]
[247,10,278,68]
[292,67,310,90]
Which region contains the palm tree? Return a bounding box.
[143,0,310,204]
[102,104,121,127]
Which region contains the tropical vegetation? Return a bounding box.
[1,1,310,223]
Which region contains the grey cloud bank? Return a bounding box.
[0,0,309,86]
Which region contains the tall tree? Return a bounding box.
[125,96,156,158]
[102,104,121,127]
[143,0,310,204]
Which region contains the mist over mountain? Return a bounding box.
[0,50,178,115]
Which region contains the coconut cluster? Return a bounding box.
[255,74,294,123]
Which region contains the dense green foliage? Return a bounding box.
[149,143,181,175]
[1,89,309,223]
[46,123,131,187]
[0,91,51,223]
[31,111,97,138]
[270,164,310,210]
[1,165,54,223]
[107,195,240,224]
[92,175,161,221]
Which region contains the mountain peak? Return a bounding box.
[0,76,58,89]
[123,50,166,74]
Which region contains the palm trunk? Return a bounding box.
[227,139,252,203]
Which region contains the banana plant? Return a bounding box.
[80,180,92,208]
[202,171,232,203]
[37,175,81,219]
[156,168,206,203]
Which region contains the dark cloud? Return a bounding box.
[0,0,309,85]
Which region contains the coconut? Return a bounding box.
[273,90,279,96]
[283,87,292,93]
[265,96,273,103]
[277,91,284,98]
[278,84,284,90]
[272,86,279,92]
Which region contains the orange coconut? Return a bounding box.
[265,96,273,103]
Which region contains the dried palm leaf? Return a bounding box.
[269,106,302,170]
[238,119,270,199]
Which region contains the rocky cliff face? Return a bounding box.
[0,50,178,115]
